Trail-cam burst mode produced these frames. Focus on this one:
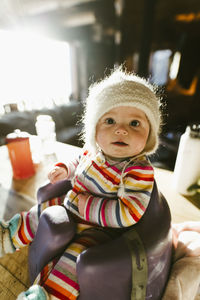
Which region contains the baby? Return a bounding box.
[1,68,163,299]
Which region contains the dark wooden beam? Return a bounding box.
[138,0,157,77]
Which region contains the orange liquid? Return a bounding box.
[7,139,35,179]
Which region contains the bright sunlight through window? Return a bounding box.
[0,30,72,113]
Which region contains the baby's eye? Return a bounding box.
[130,120,140,127]
[105,118,115,124]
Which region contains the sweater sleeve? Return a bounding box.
[55,153,82,180]
[82,163,154,228]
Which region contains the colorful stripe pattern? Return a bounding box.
[8,150,154,299]
[11,197,63,249]
[64,150,154,228]
[36,224,111,300]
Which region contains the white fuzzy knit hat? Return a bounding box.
[82,68,162,156]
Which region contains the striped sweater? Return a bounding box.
[63,149,154,228]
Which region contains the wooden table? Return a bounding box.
[0,142,80,220]
[0,142,199,223]
[154,168,200,223]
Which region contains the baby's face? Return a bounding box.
[96,106,150,159]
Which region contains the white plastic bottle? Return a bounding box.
[173,124,200,195]
[35,115,56,155]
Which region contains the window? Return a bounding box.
[0,30,72,114]
[149,49,172,86]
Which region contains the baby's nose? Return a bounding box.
[115,127,128,135]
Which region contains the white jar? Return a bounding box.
[35,115,56,155]
[173,124,200,195]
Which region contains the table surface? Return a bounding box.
[0,142,199,223]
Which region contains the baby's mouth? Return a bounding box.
[112,141,128,146]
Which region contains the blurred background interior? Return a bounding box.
[0,0,200,170]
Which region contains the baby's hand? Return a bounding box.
[48,166,68,184]
[78,193,89,216]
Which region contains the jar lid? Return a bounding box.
[6,129,30,143]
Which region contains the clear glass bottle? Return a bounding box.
[173,124,200,195]
[35,115,56,155]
